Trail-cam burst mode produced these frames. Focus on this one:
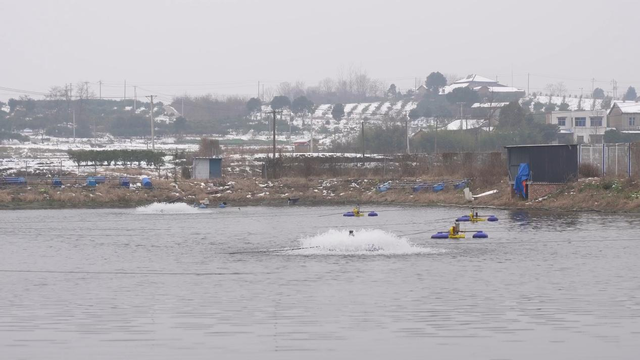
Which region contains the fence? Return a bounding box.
[579,143,639,178]
[261,152,506,181]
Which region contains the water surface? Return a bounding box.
[1,205,639,359]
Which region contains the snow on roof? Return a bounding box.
[441,82,470,94]
[612,101,640,113]
[521,96,603,111]
[474,86,524,93]
[444,119,485,130]
[454,74,497,84]
[471,102,511,108]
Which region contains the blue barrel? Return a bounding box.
[141,177,152,189]
[119,177,130,188]
[343,212,355,217]
[432,183,445,192]
[412,183,428,192]
[94,176,106,184]
[52,178,63,187]
[454,181,467,190]
[86,177,97,187]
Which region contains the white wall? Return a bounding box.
[192,158,210,179]
[547,110,608,143]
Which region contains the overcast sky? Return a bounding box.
[1,0,638,103]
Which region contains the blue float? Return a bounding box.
[431,232,449,239]
[473,231,488,238]
[368,211,378,217]
[487,216,499,222]
[219,202,227,208]
[343,212,355,217]
[456,215,471,222]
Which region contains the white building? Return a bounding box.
[546,110,608,144]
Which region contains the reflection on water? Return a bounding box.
[0,205,639,359]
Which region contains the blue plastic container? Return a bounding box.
[119,177,130,188]
[454,180,467,190]
[86,177,97,187]
[52,178,63,187]
[141,177,152,189]
[432,183,445,192]
[94,176,106,184]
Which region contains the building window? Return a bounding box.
[575,117,586,127]
[630,117,636,126]
[590,117,603,127]
[557,117,566,126]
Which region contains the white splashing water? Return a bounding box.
[135,202,204,214]
[294,229,442,255]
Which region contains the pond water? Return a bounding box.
[1,204,639,359]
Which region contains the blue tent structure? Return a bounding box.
[514,163,530,199]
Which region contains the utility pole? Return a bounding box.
[84,81,89,99]
[98,80,102,99]
[124,79,127,100]
[592,78,595,96]
[434,118,438,154]
[527,73,530,95]
[361,121,365,165]
[272,110,277,159]
[181,98,184,117]
[146,95,155,150]
[405,113,410,154]
[72,110,76,142]
[258,81,260,100]
[133,86,137,111]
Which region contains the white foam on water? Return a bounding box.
[294,228,443,255]
[135,202,205,214]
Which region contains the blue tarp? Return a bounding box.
[514,163,529,198]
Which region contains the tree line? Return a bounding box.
[67,150,166,167]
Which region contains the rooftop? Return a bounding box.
[612,101,640,114]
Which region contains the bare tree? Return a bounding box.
[544,82,567,97]
[75,81,95,100]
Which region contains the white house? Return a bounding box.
[607,101,640,131]
[546,110,608,143]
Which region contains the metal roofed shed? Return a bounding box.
[505,144,578,184]
[193,157,223,179]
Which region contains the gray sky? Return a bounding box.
[1,0,638,103]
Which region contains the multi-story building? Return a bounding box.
[546,110,608,144]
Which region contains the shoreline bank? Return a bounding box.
[1,177,639,213]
